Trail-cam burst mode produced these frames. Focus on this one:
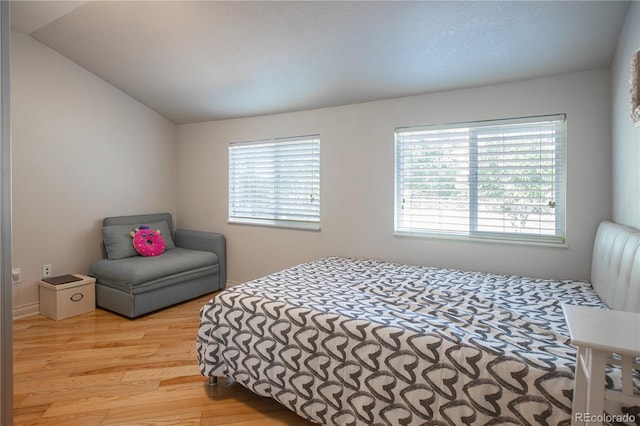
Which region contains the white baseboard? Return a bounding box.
[13,301,40,320]
[225,280,243,289]
[13,281,239,319]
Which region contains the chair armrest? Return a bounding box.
[175,230,226,289]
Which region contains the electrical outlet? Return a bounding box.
[42,264,52,278]
[12,268,21,284]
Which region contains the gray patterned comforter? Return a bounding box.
[196,257,612,425]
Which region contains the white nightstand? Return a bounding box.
[562,304,640,426]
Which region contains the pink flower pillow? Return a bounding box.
[130,225,166,257]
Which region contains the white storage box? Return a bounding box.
[39,274,96,320]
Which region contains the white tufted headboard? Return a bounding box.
[591,221,640,313]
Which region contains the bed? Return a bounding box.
[197,221,640,425]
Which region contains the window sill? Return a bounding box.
[228,219,320,232]
[393,230,568,248]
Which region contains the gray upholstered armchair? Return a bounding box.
[88,213,225,318]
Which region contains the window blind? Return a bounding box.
[395,115,566,244]
[229,135,320,230]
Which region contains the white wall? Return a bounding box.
[611,1,640,229]
[11,32,178,317]
[177,69,611,284]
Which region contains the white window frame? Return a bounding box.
[228,135,320,230]
[394,114,566,245]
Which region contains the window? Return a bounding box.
[229,135,320,230]
[395,115,566,244]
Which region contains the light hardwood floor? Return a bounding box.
[13,294,315,426]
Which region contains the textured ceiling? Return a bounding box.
[11,1,630,124]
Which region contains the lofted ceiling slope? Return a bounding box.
[10,0,631,124]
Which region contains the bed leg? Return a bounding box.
[207,376,218,386]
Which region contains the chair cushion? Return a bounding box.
[89,248,218,294]
[102,220,176,260]
[102,224,138,260]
